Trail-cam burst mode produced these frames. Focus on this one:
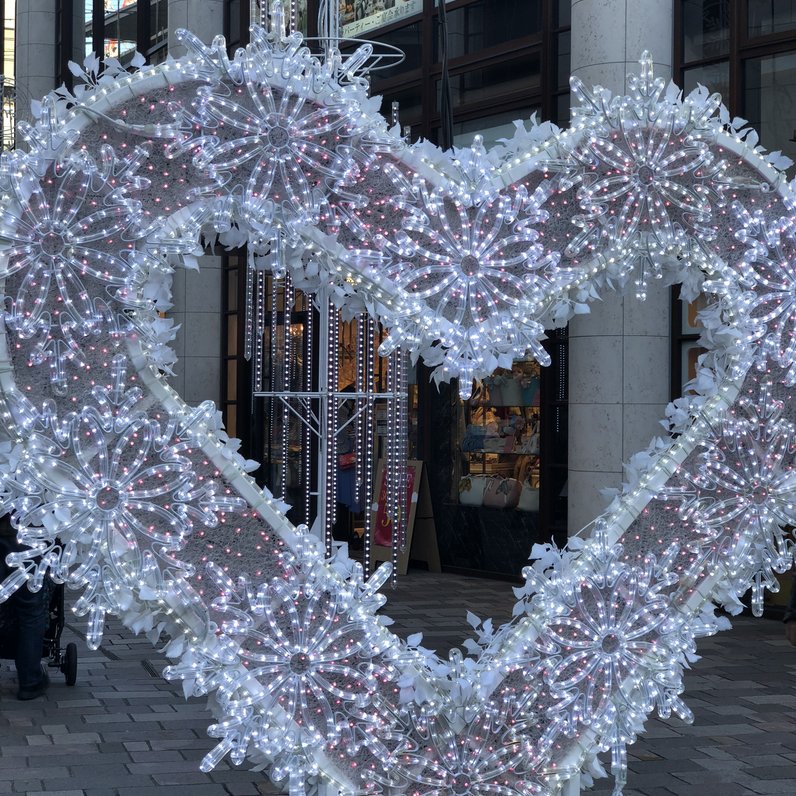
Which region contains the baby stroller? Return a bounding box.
[0,578,78,686]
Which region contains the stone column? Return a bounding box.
[168,0,226,55]
[567,0,674,534]
[169,255,223,407]
[166,2,226,406]
[15,0,57,121]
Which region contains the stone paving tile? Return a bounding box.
[0,571,795,794]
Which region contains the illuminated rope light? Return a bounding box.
[0,15,794,796]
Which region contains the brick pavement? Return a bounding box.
[0,569,794,795]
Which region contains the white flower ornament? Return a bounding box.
[0,10,795,794]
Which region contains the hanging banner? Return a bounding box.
[340,0,422,39]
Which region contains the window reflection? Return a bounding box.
[438,52,541,110]
[748,0,796,37]
[103,0,138,63]
[434,0,541,61]
[81,0,167,63]
[682,0,729,60]
[744,52,796,173]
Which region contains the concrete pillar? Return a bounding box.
[15,0,57,121]
[169,254,223,406]
[567,0,674,534]
[166,1,225,407]
[168,0,226,56]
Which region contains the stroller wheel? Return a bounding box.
[63,642,77,686]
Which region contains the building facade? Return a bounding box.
[8,0,796,578]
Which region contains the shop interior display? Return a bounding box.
[459,363,541,511]
[1,3,796,794]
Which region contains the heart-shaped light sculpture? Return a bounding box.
[1,6,795,795]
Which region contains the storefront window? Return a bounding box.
[748,0,796,37]
[744,52,796,170]
[682,0,729,61]
[457,362,542,514]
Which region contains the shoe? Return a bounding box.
[17,667,49,701]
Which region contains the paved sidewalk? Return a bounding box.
[0,570,794,795]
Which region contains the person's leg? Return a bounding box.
[13,582,49,697]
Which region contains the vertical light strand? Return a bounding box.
[279,273,293,500]
[324,297,339,556]
[396,346,409,552]
[269,271,279,475]
[354,315,366,515]
[252,268,266,393]
[386,348,399,583]
[289,0,298,32]
[362,316,376,575]
[302,293,314,526]
[250,0,264,27]
[244,250,255,362]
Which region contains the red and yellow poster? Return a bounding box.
[373,462,417,547]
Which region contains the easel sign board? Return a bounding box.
[370,459,440,575]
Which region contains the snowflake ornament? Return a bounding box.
[737,209,796,383]
[383,711,544,796]
[528,536,703,776]
[0,361,244,647]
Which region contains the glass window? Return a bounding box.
[449,108,540,150]
[748,0,796,37]
[744,52,796,174]
[369,22,422,78]
[682,0,729,61]
[85,0,94,57]
[683,60,730,100]
[379,83,422,123]
[438,52,541,110]
[556,30,571,90]
[150,0,168,53]
[3,1,14,79]
[556,0,571,28]
[555,92,570,128]
[104,0,138,64]
[434,0,541,61]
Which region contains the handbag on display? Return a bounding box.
[459,475,487,506]
[483,477,521,509]
[518,483,540,512]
